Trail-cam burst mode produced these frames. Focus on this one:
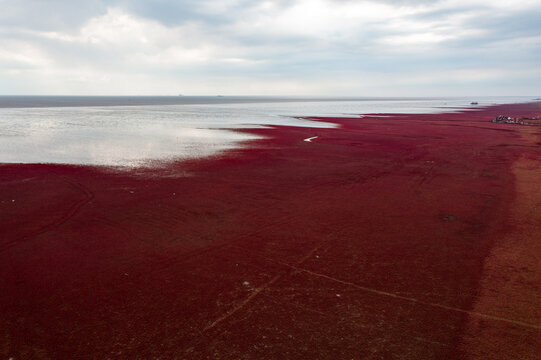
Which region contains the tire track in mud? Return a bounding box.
[227,242,541,332]
[203,242,325,331]
[0,176,94,253]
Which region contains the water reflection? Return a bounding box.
[0,97,530,167]
[0,109,256,167]
[0,104,335,167]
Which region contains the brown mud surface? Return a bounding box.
[1,102,540,359]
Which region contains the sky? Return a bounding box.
[0,0,540,96]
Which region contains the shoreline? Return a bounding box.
[1,102,540,359]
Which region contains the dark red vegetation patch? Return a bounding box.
[1,103,540,359]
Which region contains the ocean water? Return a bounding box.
[0,96,531,167]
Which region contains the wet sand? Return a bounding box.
[1,102,540,359]
[460,129,541,359]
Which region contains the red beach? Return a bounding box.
[1,102,540,359]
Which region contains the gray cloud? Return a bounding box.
[0,0,539,95]
[0,0,109,30]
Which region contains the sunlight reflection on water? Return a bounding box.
[0,97,530,167]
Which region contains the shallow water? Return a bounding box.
[0,96,531,167]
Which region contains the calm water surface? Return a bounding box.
[0,96,531,167]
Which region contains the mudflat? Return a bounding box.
[1,102,540,359]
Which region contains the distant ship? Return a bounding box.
[470,101,478,105]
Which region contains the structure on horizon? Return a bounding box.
[493,115,541,126]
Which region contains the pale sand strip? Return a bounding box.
[461,128,541,359]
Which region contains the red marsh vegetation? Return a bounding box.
[1,102,540,359]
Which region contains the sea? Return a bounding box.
[0,96,532,167]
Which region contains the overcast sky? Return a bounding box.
[1,0,539,96]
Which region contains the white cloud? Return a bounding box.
[0,39,51,68]
[234,0,414,41]
[0,0,539,95]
